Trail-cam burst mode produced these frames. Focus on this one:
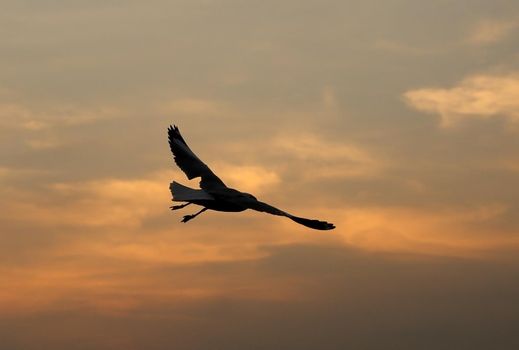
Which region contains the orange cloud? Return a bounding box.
[404,73,519,127]
[210,163,280,194]
[1,164,518,324]
[332,204,518,257]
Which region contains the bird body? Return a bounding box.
[167,125,335,230]
[170,181,248,212]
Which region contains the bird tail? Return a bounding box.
[170,181,214,202]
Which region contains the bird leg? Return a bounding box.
[170,202,191,211]
[181,207,208,223]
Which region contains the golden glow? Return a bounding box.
[1,1,519,348]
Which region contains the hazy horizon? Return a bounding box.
[1,0,519,349]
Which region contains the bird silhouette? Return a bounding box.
[168,125,335,230]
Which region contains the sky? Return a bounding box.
[1,0,519,348]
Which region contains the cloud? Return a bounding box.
[25,137,62,150]
[2,244,519,350]
[373,39,439,55]
[0,97,121,153]
[0,166,51,181]
[273,133,384,179]
[41,171,174,228]
[333,204,517,258]
[0,167,314,267]
[403,72,519,127]
[467,18,518,45]
[211,163,281,194]
[0,100,120,130]
[159,97,230,116]
[498,159,519,172]
[3,165,515,272]
[0,171,179,244]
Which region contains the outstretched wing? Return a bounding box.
[247,200,335,231]
[168,125,226,190]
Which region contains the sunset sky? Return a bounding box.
[1,0,519,348]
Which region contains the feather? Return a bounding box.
[170,181,214,202]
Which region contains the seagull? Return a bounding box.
[167,125,335,230]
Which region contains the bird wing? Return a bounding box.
[168,125,227,190]
[247,200,335,231]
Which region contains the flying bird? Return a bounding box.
[167,125,335,230]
